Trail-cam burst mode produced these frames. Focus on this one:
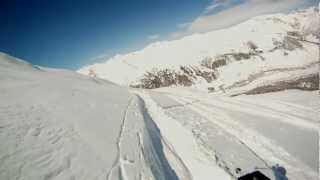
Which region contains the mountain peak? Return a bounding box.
[78,7,319,94]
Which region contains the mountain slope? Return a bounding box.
[78,7,319,94]
[0,53,195,180]
[1,51,318,180]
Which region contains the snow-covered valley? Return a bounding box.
[1,6,319,180]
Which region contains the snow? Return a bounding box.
[0,53,130,179]
[78,7,319,94]
[1,50,318,180]
[144,87,319,180]
[136,91,231,180]
[0,53,194,180]
[1,5,319,180]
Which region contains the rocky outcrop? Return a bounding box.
[239,74,319,95]
[130,66,216,89]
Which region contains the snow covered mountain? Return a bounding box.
[78,7,319,95]
[1,6,319,180]
[1,52,318,180]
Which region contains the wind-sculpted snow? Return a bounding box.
[0,53,190,180]
[78,7,319,94]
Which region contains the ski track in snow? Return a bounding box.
[147,91,274,178]
[106,94,191,180]
[144,89,319,180]
[136,91,232,180]
[107,96,134,180]
[188,100,316,179]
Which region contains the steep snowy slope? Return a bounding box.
[78,7,319,93]
[0,53,198,180]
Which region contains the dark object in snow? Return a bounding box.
[208,87,215,92]
[271,164,288,180]
[235,167,242,174]
[238,171,270,180]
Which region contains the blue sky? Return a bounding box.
[0,0,317,69]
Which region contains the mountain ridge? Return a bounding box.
[78,7,319,94]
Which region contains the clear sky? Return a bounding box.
[0,0,317,69]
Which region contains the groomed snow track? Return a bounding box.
[141,88,319,180]
[105,94,192,180]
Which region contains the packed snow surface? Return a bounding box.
[142,87,319,180]
[0,50,319,180]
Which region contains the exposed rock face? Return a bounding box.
[270,35,303,52]
[238,74,319,96]
[133,45,267,90]
[131,66,216,89]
